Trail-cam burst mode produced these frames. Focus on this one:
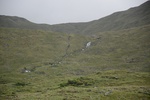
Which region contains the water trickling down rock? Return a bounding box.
[86,42,91,48]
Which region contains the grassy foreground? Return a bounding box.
[0,70,149,100]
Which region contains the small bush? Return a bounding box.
[60,77,95,87]
[101,76,119,80]
[14,82,29,86]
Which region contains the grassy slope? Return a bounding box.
[0,24,150,99]
[0,15,52,30]
[0,28,90,72]
[63,25,150,72]
[82,0,150,34]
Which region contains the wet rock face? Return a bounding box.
[86,42,91,48]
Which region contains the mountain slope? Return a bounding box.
[0,15,52,30]
[0,1,150,34]
[0,28,90,73]
[82,0,150,34]
[0,25,149,73]
[0,25,150,99]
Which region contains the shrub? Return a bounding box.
[14,82,29,86]
[60,77,95,87]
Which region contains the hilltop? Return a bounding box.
[0,1,150,34]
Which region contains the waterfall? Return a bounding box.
[86,42,91,48]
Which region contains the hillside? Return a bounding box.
[0,28,90,72]
[82,0,150,34]
[0,25,150,99]
[0,1,150,34]
[0,15,52,30]
[1,25,149,73]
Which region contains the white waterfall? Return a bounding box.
[86,42,91,48]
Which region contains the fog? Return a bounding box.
[0,0,148,24]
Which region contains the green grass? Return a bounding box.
[0,70,149,99]
[0,25,150,99]
[0,28,90,72]
[62,25,150,72]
